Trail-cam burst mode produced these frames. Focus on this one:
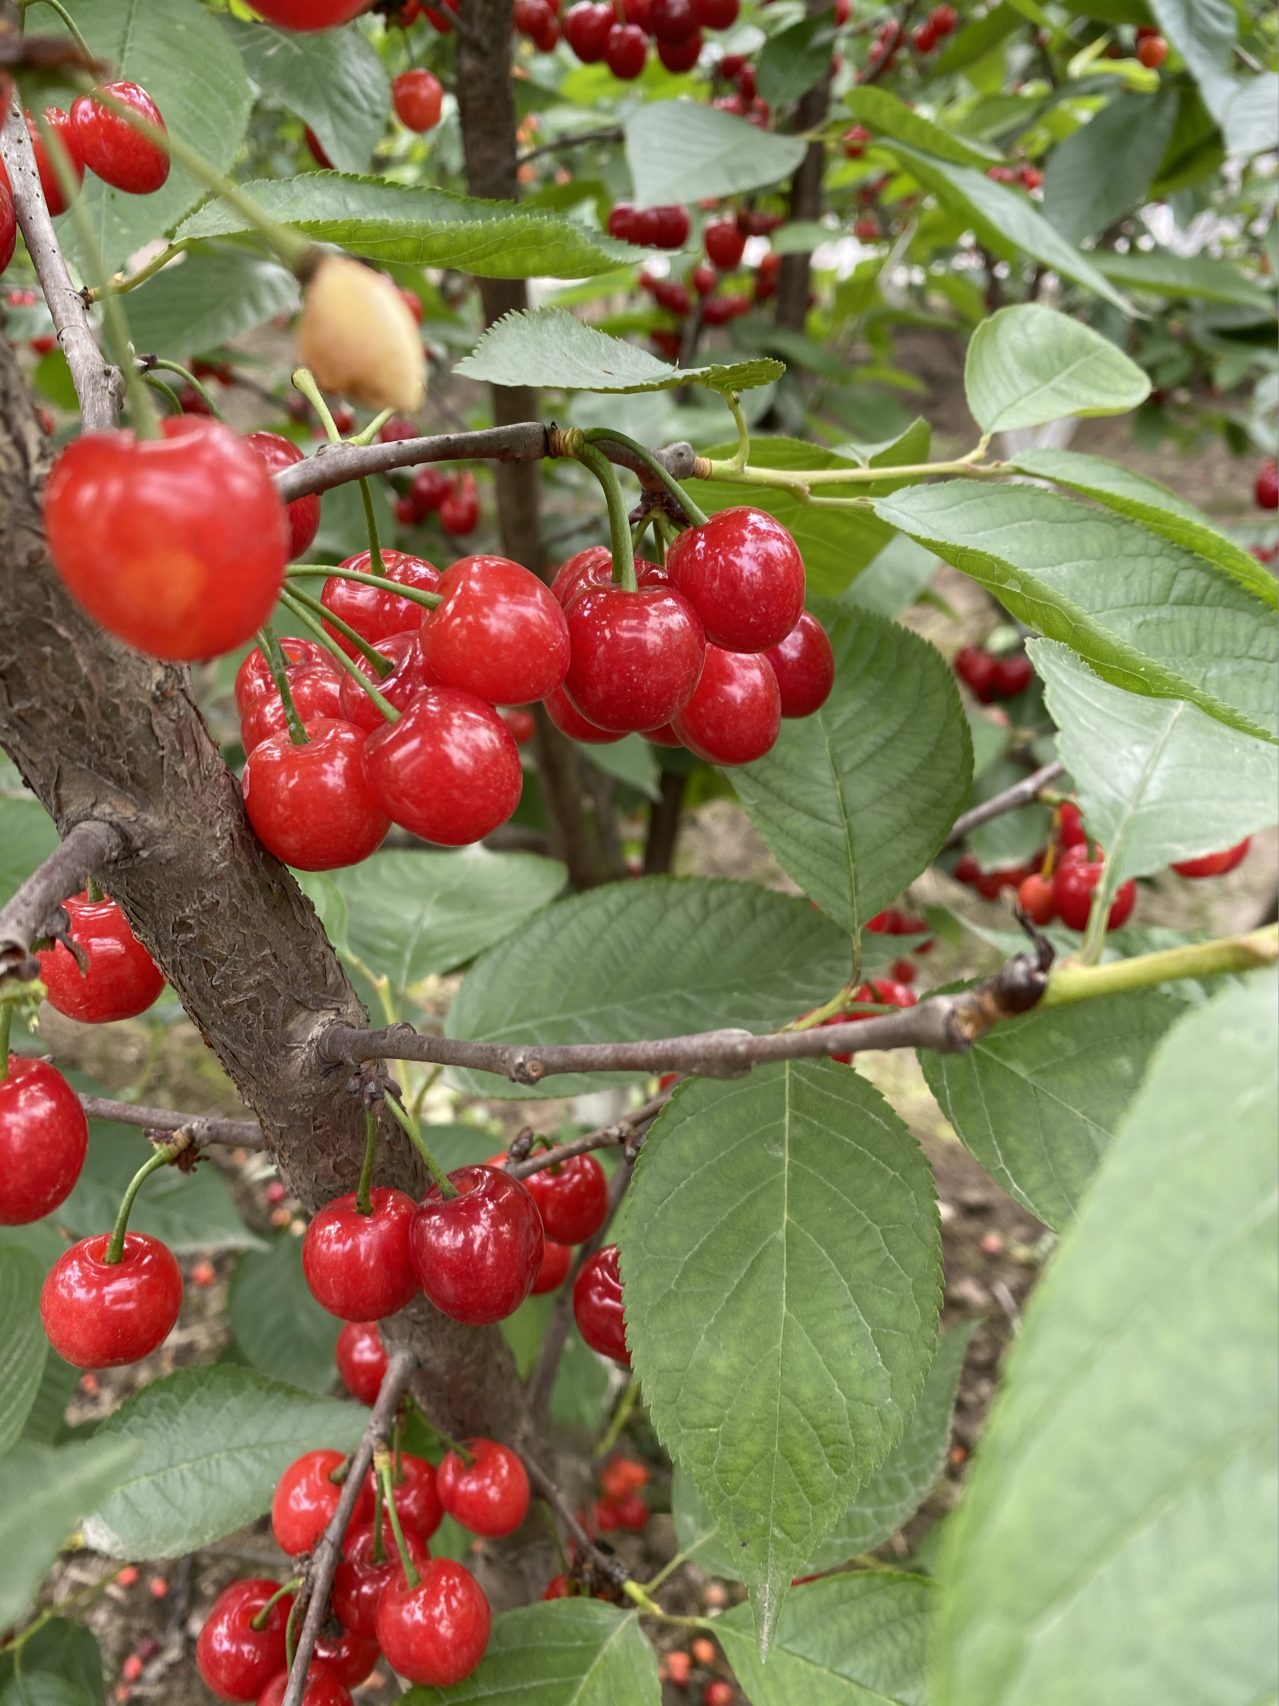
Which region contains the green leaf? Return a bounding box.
[621,1063,942,1648]
[840,533,937,619]
[221,16,390,173]
[1147,0,1236,127]
[0,1439,139,1630]
[964,304,1151,433]
[1089,245,1275,310]
[454,307,782,395]
[178,176,639,280]
[873,480,1279,744]
[1041,90,1179,245]
[756,15,839,111]
[446,878,874,1101]
[579,734,661,804]
[934,2,1023,76]
[1011,446,1278,608]
[0,1621,105,1706]
[19,1352,80,1447]
[0,1678,93,1706]
[0,1245,47,1458]
[81,1367,366,1558]
[732,605,972,936]
[550,1331,612,1432]
[932,973,1279,1706]
[717,1571,933,1706]
[401,1600,660,1705]
[125,244,299,362]
[228,1236,340,1396]
[0,794,58,911]
[624,101,807,212]
[1219,73,1279,159]
[922,989,1182,1231]
[846,86,1002,169]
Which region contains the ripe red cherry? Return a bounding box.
[272,1449,373,1557]
[302,1187,419,1321]
[564,585,705,732]
[381,1453,444,1540]
[245,432,322,560]
[531,1238,573,1294]
[392,68,444,132]
[69,82,169,195]
[1056,801,1087,849]
[1052,846,1137,932]
[437,1439,530,1538]
[336,630,436,733]
[41,1232,183,1369]
[45,418,288,661]
[1136,33,1167,67]
[257,1663,352,1706]
[376,1560,491,1687]
[543,683,625,745]
[573,1246,629,1364]
[673,644,781,765]
[408,1165,543,1325]
[1016,872,1056,925]
[321,551,441,655]
[240,666,345,753]
[764,611,834,717]
[1255,461,1278,510]
[698,0,738,24]
[606,21,648,78]
[362,688,522,845]
[336,1321,388,1405]
[439,473,480,536]
[37,891,165,1022]
[26,109,83,214]
[501,706,536,745]
[247,0,371,26]
[991,654,1033,699]
[931,2,958,31]
[235,637,334,714]
[243,719,390,870]
[420,555,570,705]
[0,1057,89,1225]
[704,218,746,271]
[564,0,614,61]
[410,465,452,515]
[1172,837,1251,878]
[953,645,999,703]
[666,508,805,653]
[0,183,15,275]
[552,548,671,609]
[524,1153,609,1244]
[313,1627,379,1689]
[332,1518,431,1641]
[650,0,696,39]
[643,207,690,249]
[658,29,702,70]
[196,1579,293,1703]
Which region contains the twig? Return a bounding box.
[77,1096,266,1150]
[517,125,623,165]
[0,820,123,980]
[516,1448,629,1587]
[943,760,1065,849]
[507,1094,667,1180]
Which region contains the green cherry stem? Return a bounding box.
[104,1142,181,1266]
[349,409,395,447]
[257,624,309,746]
[277,592,400,724]
[581,427,709,527]
[285,565,441,613]
[595,1376,639,1457]
[375,1451,421,1589]
[370,1471,385,1564]
[248,1578,303,1634]
[403,1398,473,1466]
[358,479,386,578]
[142,373,183,416]
[720,389,750,473]
[140,358,225,421]
[283,1596,299,1675]
[290,367,343,443]
[21,0,94,57]
[575,443,637,592]
[282,582,394,677]
[382,1091,457,1198]
[355,1108,377,1217]
[0,1003,12,1080]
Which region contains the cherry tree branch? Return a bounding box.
[0,819,123,979]
[943,760,1065,849]
[516,125,623,164]
[506,1094,667,1180]
[517,1447,630,1587]
[77,1095,265,1150]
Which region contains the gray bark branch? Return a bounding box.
[0,819,122,977]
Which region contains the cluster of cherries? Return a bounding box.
[619,210,786,344]
[953,645,1034,704]
[390,462,480,535]
[590,1451,650,1535]
[556,0,742,81]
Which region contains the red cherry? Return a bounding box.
[608,200,639,244]
[612,1488,649,1530]
[763,611,834,718]
[573,1245,629,1364]
[40,1233,183,1369]
[247,0,371,26]
[26,109,83,214]
[698,0,738,25]
[869,977,917,1010]
[1171,838,1251,878]
[379,416,419,444]
[439,473,480,536]
[0,184,15,275]
[564,585,705,732]
[1052,846,1137,932]
[606,22,648,77]
[420,555,569,704]
[842,123,871,158]
[196,1579,293,1703]
[889,957,917,983]
[240,665,345,754]
[245,433,322,560]
[658,30,703,69]
[650,0,696,39]
[543,1574,569,1599]
[666,508,805,653]
[652,277,691,315]
[1017,872,1056,925]
[337,631,436,732]
[272,1450,373,1557]
[312,1628,378,1690]
[543,682,625,745]
[704,218,746,271]
[646,206,692,249]
[701,291,751,325]
[0,1057,89,1225]
[692,262,717,296]
[332,1518,431,1641]
[1136,33,1167,67]
[235,637,334,714]
[437,1439,530,1538]
[362,689,523,845]
[1056,801,1087,849]
[737,62,757,97]
[1018,162,1043,191]
[564,0,614,62]
[594,1496,619,1531]
[599,1455,648,1498]
[44,418,289,661]
[384,1453,444,1539]
[321,551,441,655]
[514,0,555,34]
[703,1682,734,1706]
[412,467,454,519]
[953,645,999,703]
[531,1238,573,1294]
[69,82,169,195]
[37,891,164,1023]
[500,706,537,745]
[302,1187,419,1322]
[523,1153,609,1244]
[1255,461,1278,510]
[672,644,781,765]
[392,68,443,132]
[243,719,390,871]
[990,654,1032,699]
[931,2,958,32]
[375,1560,491,1688]
[335,1321,388,1405]
[408,1164,543,1325]
[257,1664,351,1706]
[912,19,937,50]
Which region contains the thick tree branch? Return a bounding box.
[0,819,122,978]
[77,1095,265,1150]
[944,760,1065,849]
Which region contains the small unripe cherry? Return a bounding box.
[298,255,425,412]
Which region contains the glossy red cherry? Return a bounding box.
[196,1579,293,1703]
[1254,461,1278,510]
[704,218,746,270]
[931,2,958,31]
[524,1153,609,1244]
[573,1245,629,1364]
[362,689,522,846]
[243,719,390,871]
[606,21,648,78]
[240,666,345,753]
[552,550,668,610]
[0,1057,89,1225]
[375,1560,491,1687]
[337,631,436,732]
[302,1187,419,1321]
[666,508,805,653]
[764,611,834,718]
[531,1238,573,1294]
[69,82,169,195]
[650,0,696,36]
[420,555,570,704]
[698,0,738,25]
[673,644,780,765]
[658,29,702,69]
[248,0,371,26]
[410,465,452,515]
[45,418,289,661]
[332,1517,431,1641]
[272,1450,373,1557]
[235,638,334,714]
[409,1164,543,1325]
[1052,846,1137,932]
[1016,872,1056,925]
[952,645,998,703]
[37,891,165,1022]
[41,1232,183,1369]
[26,109,83,214]
[321,551,441,655]
[313,1628,379,1690]
[991,654,1033,698]
[543,682,625,745]
[245,432,322,560]
[1172,837,1251,878]
[437,1439,530,1538]
[564,0,613,59]
[257,1663,352,1706]
[564,585,705,733]
[1056,801,1087,849]
[392,68,443,132]
[438,473,480,536]
[501,706,537,745]
[380,1453,444,1540]
[336,1321,388,1405]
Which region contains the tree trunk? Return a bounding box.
[775,1,833,332]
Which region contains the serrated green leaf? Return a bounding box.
[840,532,937,618]
[874,480,1279,743]
[757,15,839,111]
[0,1621,104,1706]
[624,101,807,212]
[19,1352,80,1447]
[846,87,1002,169]
[221,16,390,174]
[228,1236,340,1396]
[964,304,1150,433]
[1090,245,1275,309]
[932,973,1279,1706]
[81,1367,366,1558]
[125,244,299,362]
[622,1064,942,1649]
[0,1439,139,1629]
[0,1245,47,1458]
[732,605,972,936]
[1041,90,1179,245]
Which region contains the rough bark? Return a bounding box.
[775,1,835,333]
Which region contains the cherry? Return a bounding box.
[38,891,164,1023]
[606,22,648,78]
[692,262,716,296]
[1136,33,1167,67]
[531,1237,573,1294]
[701,291,751,325]
[843,124,871,158]
[738,63,757,98]
[931,2,958,31]
[1172,838,1251,878]
[380,416,419,444]
[543,682,625,745]
[272,1450,373,1557]
[658,30,703,70]
[240,666,345,753]
[1056,801,1087,849]
[257,1664,352,1706]
[392,68,444,132]
[763,611,834,718]
[703,1681,734,1706]
[543,1574,569,1599]
[322,551,441,656]
[992,654,1033,698]
[1052,846,1137,932]
[698,0,738,24]
[410,465,452,515]
[611,1488,649,1530]
[673,644,780,765]
[40,1232,183,1369]
[362,688,522,846]
[650,0,696,39]
[647,205,692,248]
[564,0,614,61]
[235,637,334,714]
[666,508,805,653]
[704,218,746,271]
[196,1579,293,1703]
[336,631,436,732]
[564,585,705,732]
[823,979,917,1061]
[524,1153,609,1244]
[245,432,322,560]
[514,0,554,36]
[439,473,480,536]
[45,418,288,661]
[248,0,372,26]
[0,1057,89,1225]
[332,1517,431,1640]
[599,1455,647,1498]
[420,555,569,705]
[1017,872,1056,924]
[243,718,390,870]
[1255,461,1278,510]
[501,706,537,745]
[377,1453,444,1539]
[437,1439,529,1539]
[913,19,937,50]
[69,83,169,195]
[336,1321,388,1405]
[313,1627,379,1690]
[573,1245,629,1364]
[652,278,691,315]
[304,127,334,168]
[302,1187,419,1321]
[376,1559,491,1687]
[1018,162,1043,191]
[0,182,15,275]
[408,1164,543,1325]
[953,646,998,702]
[27,110,83,215]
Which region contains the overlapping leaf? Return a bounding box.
[1041,90,1179,244]
[0,1440,139,1629]
[846,86,1002,168]
[964,304,1150,433]
[221,16,390,173]
[0,1246,47,1458]
[228,1236,340,1395]
[125,245,300,362]
[625,102,807,211]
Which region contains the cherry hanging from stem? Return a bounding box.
[276,592,400,724]
[104,1138,183,1266]
[257,624,309,746]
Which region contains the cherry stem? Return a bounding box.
[0,1004,12,1083]
[581,427,709,527]
[284,1595,299,1675]
[86,876,104,902]
[139,358,225,421]
[290,368,343,443]
[281,584,392,677]
[382,1091,457,1198]
[257,625,309,746]
[575,443,637,593]
[355,1108,377,1217]
[721,389,750,473]
[595,1376,639,1458]
[349,409,394,447]
[370,1472,385,1564]
[286,564,441,612]
[375,1453,420,1590]
[357,479,387,578]
[277,592,400,724]
[412,1408,473,1467]
[142,373,183,416]
[248,1577,303,1633]
[22,0,93,58]
[104,1142,180,1266]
